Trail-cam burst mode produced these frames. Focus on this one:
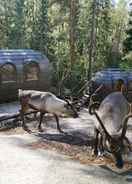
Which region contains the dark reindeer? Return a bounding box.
[18,89,78,133]
[89,92,132,168]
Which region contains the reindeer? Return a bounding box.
[18,89,78,133]
[89,91,132,168]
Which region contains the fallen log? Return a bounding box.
[0,110,38,130]
[0,110,38,122]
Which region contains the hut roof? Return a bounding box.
[0,49,47,65]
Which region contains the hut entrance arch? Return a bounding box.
[0,63,17,83]
[113,78,126,92]
[0,63,18,101]
[23,61,40,89]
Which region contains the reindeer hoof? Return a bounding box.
[22,126,32,133]
[58,129,65,134]
[63,132,68,135]
[38,128,44,132]
[91,149,98,157]
[27,129,32,134]
[98,151,105,157]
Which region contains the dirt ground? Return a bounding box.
[0,101,132,171]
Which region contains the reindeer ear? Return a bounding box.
[65,99,72,105]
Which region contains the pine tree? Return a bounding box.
[35,0,49,54]
[9,0,25,48]
[95,0,112,68]
[123,9,132,53]
[122,3,132,68]
[87,0,97,80]
[40,0,49,54]
[0,0,16,48]
[69,0,79,65]
[110,0,128,67]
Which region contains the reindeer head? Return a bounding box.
[19,92,31,112]
[103,134,127,168]
[90,103,132,168]
[64,99,79,118]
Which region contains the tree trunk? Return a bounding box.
[69,0,76,66]
[88,0,97,80]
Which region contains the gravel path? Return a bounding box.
[0,134,132,184]
[0,102,132,184]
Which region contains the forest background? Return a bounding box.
[0,0,132,96]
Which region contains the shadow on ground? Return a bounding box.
[35,131,94,147]
[80,165,132,183]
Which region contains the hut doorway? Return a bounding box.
[0,63,18,102]
[114,79,126,92]
[23,61,40,89]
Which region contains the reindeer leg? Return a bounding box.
[93,128,99,156]
[54,114,64,133]
[38,112,45,132]
[19,109,31,133]
[98,134,105,156]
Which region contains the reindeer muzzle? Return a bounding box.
[115,153,124,169]
[72,112,79,118]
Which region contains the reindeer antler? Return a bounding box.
[89,102,112,139]
[89,102,100,115]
